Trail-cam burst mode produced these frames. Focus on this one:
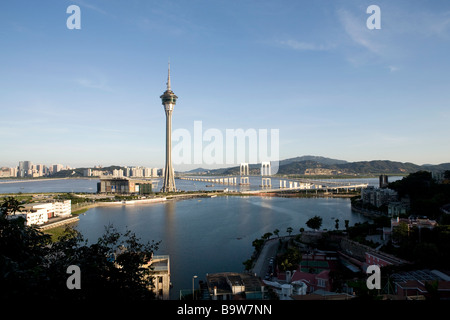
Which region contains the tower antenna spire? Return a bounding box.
[167,59,171,91]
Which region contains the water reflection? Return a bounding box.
[75,195,373,299]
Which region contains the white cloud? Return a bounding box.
[337,8,385,56]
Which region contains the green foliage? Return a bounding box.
[286,227,293,235]
[0,197,160,301]
[278,247,301,272]
[389,171,450,218]
[306,216,323,230]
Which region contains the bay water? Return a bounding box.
[0,176,402,299]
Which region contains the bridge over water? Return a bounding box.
[179,176,368,193]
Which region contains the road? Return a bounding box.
[251,238,281,279]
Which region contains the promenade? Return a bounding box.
[251,237,283,279]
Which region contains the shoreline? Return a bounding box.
[7,189,363,232]
[0,177,99,184]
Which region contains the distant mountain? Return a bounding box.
[184,168,212,174]
[182,156,450,176]
[279,155,348,166]
[422,163,450,172]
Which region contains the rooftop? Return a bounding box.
[205,272,264,295]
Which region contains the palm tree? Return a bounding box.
[344,220,349,230]
[286,227,293,236]
[0,197,24,216]
[273,229,280,238]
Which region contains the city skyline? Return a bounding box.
[1,0,450,170]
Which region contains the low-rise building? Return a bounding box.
[390,216,438,232]
[15,200,72,225]
[147,255,171,300]
[391,269,450,300]
[13,207,48,226]
[110,247,171,300]
[205,272,265,300]
[53,200,71,217]
[97,177,156,195]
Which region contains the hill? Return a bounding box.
[185,157,450,176]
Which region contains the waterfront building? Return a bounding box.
[53,200,71,217]
[160,62,177,192]
[13,208,48,226]
[361,186,398,208]
[20,200,72,223]
[110,247,171,300]
[148,255,171,300]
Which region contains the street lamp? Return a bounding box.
[192,275,198,300]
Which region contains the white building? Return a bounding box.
[113,169,124,177]
[53,200,71,217]
[15,200,72,226]
[29,203,54,218]
[11,208,48,226]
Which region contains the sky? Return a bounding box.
[1,0,450,171]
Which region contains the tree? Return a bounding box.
[262,232,273,240]
[0,196,24,216]
[252,238,265,253]
[392,221,409,245]
[444,170,450,180]
[344,220,350,230]
[278,247,301,272]
[286,227,293,236]
[0,197,161,301]
[306,216,323,231]
[273,229,280,238]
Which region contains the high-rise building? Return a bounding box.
[379,174,389,188]
[160,62,177,192]
[18,161,32,177]
[53,164,63,173]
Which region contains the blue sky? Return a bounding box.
[1,0,449,170]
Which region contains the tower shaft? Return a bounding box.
[163,108,176,192]
[160,63,178,193]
